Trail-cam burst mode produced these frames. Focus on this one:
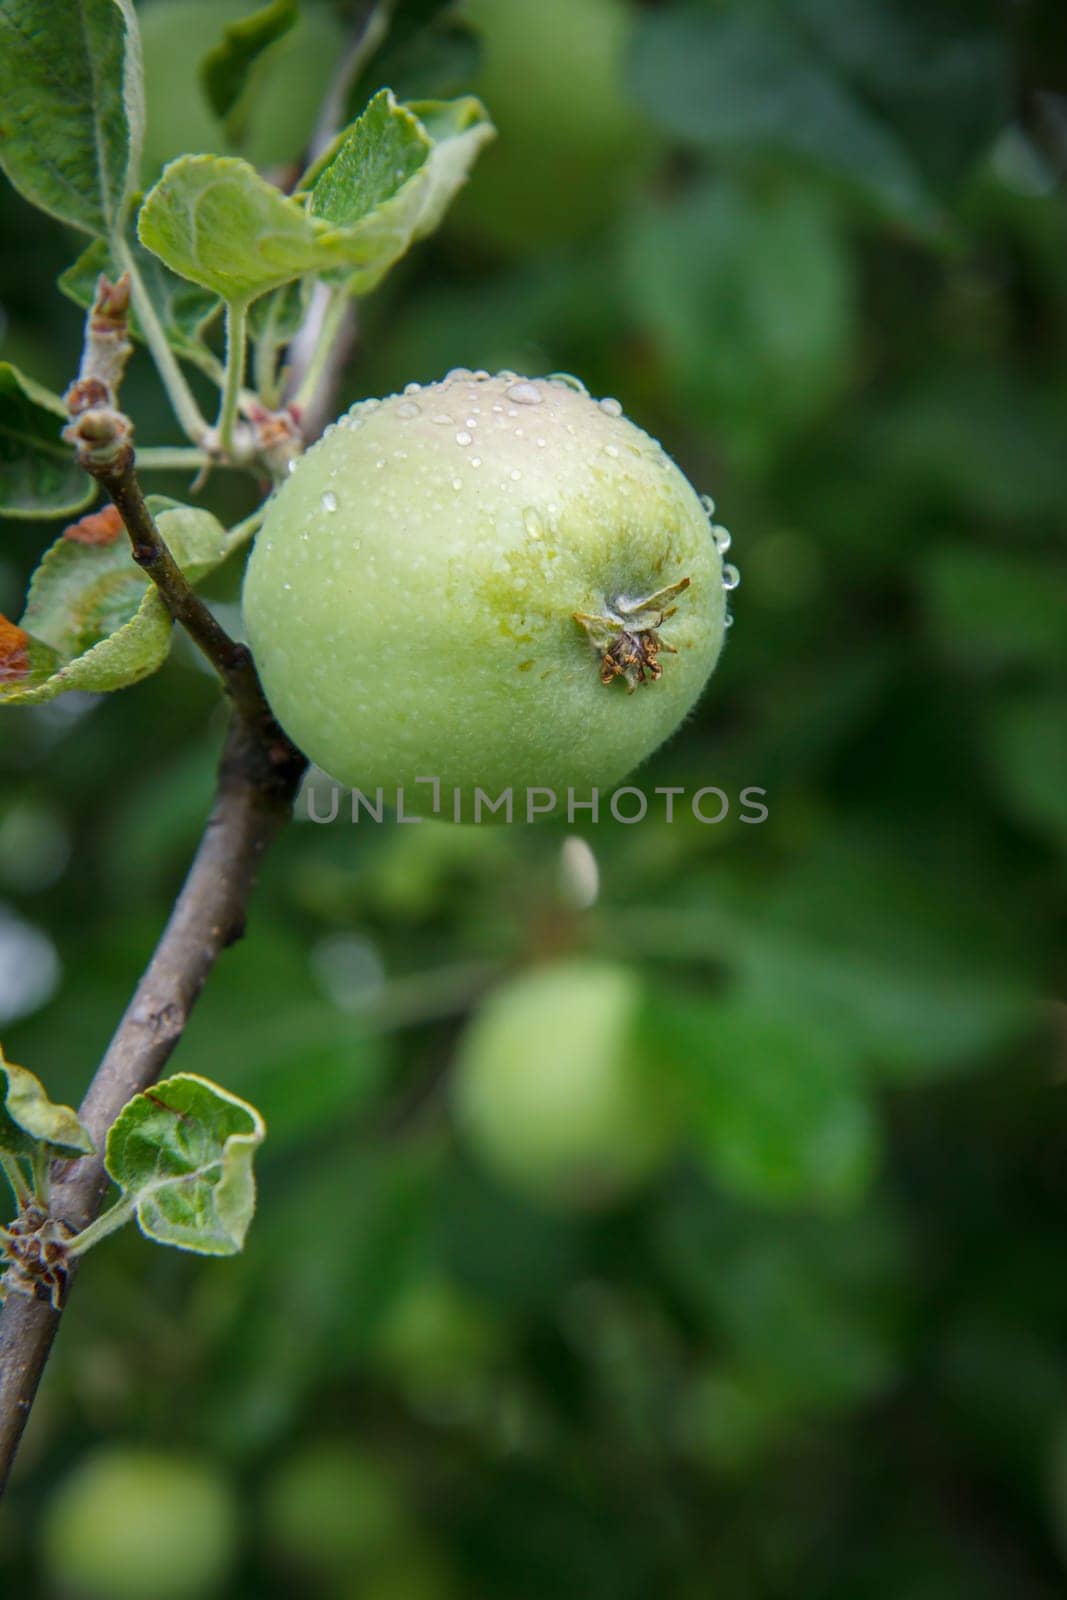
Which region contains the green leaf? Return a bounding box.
[59,217,222,370]
[638,843,1035,1082]
[137,95,494,306]
[104,1073,265,1254]
[0,498,227,706]
[0,362,95,521]
[305,89,431,226]
[922,546,1067,671]
[0,1045,94,1159]
[201,0,298,127]
[629,8,940,231]
[987,689,1067,850]
[793,0,1009,195]
[727,849,1034,1080]
[657,995,878,1210]
[658,1177,905,1411]
[146,495,229,580]
[306,90,495,294]
[138,153,327,303]
[0,0,144,237]
[623,178,853,460]
[406,97,497,236]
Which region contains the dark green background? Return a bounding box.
[1,0,1066,1594]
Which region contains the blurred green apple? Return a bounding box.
[453,960,678,1208]
[452,0,647,251]
[40,1448,236,1600]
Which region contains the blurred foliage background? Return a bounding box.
[2,0,1067,1594]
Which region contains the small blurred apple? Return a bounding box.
[40,1448,236,1600]
[453,960,678,1208]
[452,0,647,251]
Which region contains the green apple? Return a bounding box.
[453,0,646,252]
[39,1449,236,1600]
[243,372,726,811]
[452,960,677,1208]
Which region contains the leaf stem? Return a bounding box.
[217,301,248,460]
[0,1156,29,1211]
[113,236,211,446]
[222,505,267,556]
[135,447,249,472]
[291,285,348,418]
[65,1197,137,1259]
[29,1149,50,1207]
[64,424,271,727]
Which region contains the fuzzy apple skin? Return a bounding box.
[243,372,725,805]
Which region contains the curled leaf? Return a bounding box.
[105,1074,266,1255]
[0,498,228,706]
[137,154,328,304]
[0,1045,94,1159]
[307,90,495,294]
[136,92,495,306]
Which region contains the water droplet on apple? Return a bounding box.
[396,400,421,419]
[523,507,545,539]
[722,563,740,591]
[320,491,337,512]
[507,381,543,406]
[599,397,623,417]
[456,430,473,446]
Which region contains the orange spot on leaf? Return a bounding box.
[0,613,30,683]
[64,504,123,546]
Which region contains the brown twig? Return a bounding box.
[0,714,305,1491]
[68,412,269,728]
[0,0,383,1465]
[0,277,312,1491]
